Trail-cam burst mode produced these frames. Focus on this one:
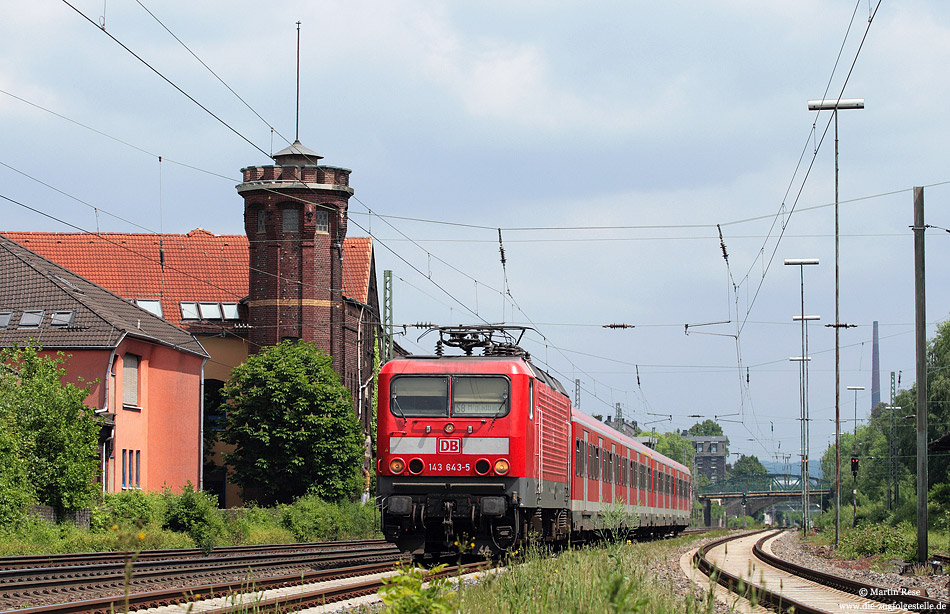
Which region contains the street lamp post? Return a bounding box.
[808,97,864,547]
[847,385,865,527]
[787,257,819,536]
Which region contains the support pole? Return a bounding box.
[913,186,928,563]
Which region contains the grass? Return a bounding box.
[412,534,730,614]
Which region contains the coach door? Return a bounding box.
[582,431,589,503]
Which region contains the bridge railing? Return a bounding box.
[697,473,830,496]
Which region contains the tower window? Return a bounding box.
[257,210,265,234]
[282,208,299,232]
[314,209,329,233]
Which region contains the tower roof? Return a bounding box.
[272,139,323,166]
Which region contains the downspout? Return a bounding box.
[199,356,208,491]
[356,304,365,424]
[101,332,127,494]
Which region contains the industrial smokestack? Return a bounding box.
[872,320,881,408]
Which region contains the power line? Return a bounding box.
[61,0,270,158]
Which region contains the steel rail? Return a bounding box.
[0,539,387,571]
[694,529,822,614]
[752,531,950,611]
[3,559,410,614]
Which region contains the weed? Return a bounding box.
[379,564,453,614]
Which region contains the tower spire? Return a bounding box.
[295,20,301,142]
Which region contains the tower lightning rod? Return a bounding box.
[296,21,301,142]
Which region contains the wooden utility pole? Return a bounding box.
[913,186,928,563]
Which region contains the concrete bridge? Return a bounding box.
[696,473,831,525]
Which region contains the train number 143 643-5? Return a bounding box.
[429,463,471,472]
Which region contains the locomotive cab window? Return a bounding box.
[452,376,509,417]
[390,375,509,418]
[391,376,448,417]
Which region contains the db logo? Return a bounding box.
[437,438,461,454]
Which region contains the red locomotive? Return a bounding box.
[377,326,691,556]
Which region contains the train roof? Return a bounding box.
[571,410,691,475]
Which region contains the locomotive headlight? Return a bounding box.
[493,459,510,475]
[443,423,456,434]
[389,458,406,474]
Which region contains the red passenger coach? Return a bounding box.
[377,326,690,557]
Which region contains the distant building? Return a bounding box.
[686,435,728,482]
[0,234,209,494]
[3,139,381,506]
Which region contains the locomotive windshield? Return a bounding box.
[452,376,509,417]
[390,375,509,418]
[391,376,448,416]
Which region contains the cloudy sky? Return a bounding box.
[3,1,949,468]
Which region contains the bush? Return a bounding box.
[93,491,167,531]
[839,522,915,560]
[279,495,377,541]
[162,484,225,553]
[222,506,293,545]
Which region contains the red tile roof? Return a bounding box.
[3,230,374,326]
[0,234,208,357]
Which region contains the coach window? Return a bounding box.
[452,376,510,417]
[587,443,594,478]
[594,447,600,480]
[391,376,448,417]
[603,451,610,483]
[575,439,584,477]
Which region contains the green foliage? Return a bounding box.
[687,419,725,438]
[730,454,767,479]
[221,340,364,505]
[94,490,167,530]
[651,430,694,467]
[379,564,453,614]
[0,344,101,514]
[838,522,915,560]
[278,494,377,541]
[161,484,225,553]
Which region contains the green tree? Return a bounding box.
[221,340,364,506]
[687,419,725,438]
[647,430,694,467]
[0,343,101,513]
[731,454,767,479]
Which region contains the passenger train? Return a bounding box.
[376,326,691,556]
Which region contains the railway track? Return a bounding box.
[7,558,488,614]
[0,540,401,612]
[692,529,950,613]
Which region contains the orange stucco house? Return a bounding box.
[0,234,209,494]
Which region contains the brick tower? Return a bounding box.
[237,140,353,372]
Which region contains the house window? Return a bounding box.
[50,311,74,327]
[121,449,127,489]
[122,354,140,407]
[315,209,329,233]
[0,312,13,328]
[198,303,223,320]
[180,302,199,320]
[696,443,703,453]
[221,303,240,320]
[19,310,43,327]
[135,450,141,488]
[709,443,718,453]
[135,300,163,318]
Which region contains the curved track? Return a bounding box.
[693,529,950,613]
